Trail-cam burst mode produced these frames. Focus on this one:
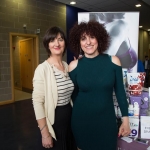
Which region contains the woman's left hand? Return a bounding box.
[118,117,131,137]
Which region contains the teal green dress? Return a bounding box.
[69,54,128,150]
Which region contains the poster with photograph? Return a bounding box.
[78,12,139,73]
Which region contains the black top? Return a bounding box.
[69,54,128,150]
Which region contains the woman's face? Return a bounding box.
[48,33,65,56]
[80,33,98,56]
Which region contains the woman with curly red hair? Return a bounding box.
[68,21,130,150]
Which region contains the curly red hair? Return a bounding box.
[69,21,110,57]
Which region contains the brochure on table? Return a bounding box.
[141,116,150,139]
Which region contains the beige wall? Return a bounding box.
[0,0,66,102]
[138,29,150,61]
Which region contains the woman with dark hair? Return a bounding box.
[69,21,130,150]
[89,12,138,72]
[32,26,76,150]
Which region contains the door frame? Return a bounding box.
[4,33,39,105]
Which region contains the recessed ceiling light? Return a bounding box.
[148,29,150,31]
[139,26,143,28]
[70,1,76,5]
[135,4,141,7]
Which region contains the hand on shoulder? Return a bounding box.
[112,56,121,66]
[68,60,78,72]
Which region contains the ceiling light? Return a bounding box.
[70,1,76,5]
[135,4,141,7]
[148,29,150,31]
[139,26,143,28]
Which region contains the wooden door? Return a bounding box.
[20,38,33,90]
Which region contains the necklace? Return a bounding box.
[63,69,68,78]
[62,63,68,78]
[50,63,68,79]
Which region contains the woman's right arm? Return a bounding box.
[37,118,53,148]
[69,59,78,72]
[32,65,53,148]
[69,60,79,103]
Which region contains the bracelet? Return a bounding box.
[42,135,50,139]
[39,124,47,131]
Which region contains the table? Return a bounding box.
[117,137,150,150]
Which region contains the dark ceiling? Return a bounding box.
[55,0,150,31]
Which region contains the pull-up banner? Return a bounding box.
[78,12,139,73]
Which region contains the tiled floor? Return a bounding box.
[14,89,32,101]
[0,99,39,150]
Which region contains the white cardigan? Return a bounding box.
[32,60,68,140]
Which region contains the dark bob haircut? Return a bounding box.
[69,21,110,57]
[43,26,67,57]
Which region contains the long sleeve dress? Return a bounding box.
[69,54,128,150]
